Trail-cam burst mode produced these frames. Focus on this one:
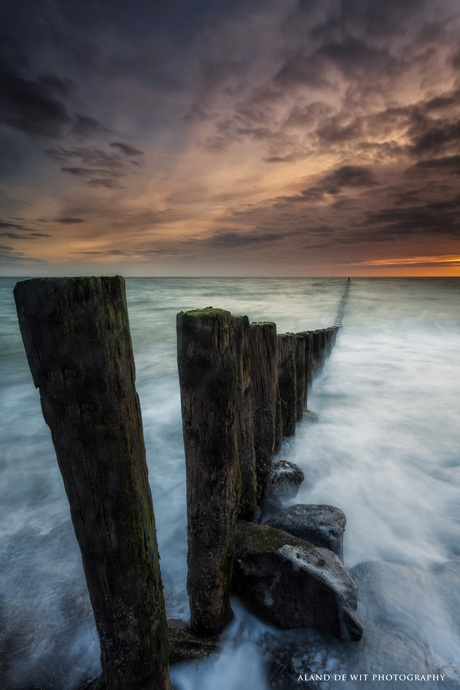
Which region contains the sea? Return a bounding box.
[0,277,459,689]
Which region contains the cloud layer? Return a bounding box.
[1,0,459,275]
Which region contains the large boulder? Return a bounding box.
[266,559,460,689]
[233,520,362,641]
[264,504,346,560]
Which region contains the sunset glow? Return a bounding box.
[1,1,459,276]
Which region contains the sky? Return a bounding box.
[1,0,460,277]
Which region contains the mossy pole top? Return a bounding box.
[14,276,170,690]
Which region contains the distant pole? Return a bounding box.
[249,322,277,509]
[176,308,239,637]
[14,277,170,690]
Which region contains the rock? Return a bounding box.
[264,504,346,560]
[261,559,460,689]
[167,619,218,664]
[302,409,318,423]
[232,521,363,641]
[267,460,304,503]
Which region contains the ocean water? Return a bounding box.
[0,277,459,689]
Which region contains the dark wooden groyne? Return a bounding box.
[14,277,171,690]
[177,302,343,637]
[13,275,350,680]
[176,308,240,637]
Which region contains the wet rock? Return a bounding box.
[167,618,218,664]
[266,460,304,511]
[303,410,319,423]
[233,520,363,641]
[263,560,460,689]
[264,504,346,560]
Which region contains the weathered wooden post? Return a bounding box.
[295,333,307,421]
[249,322,277,510]
[274,385,283,454]
[14,277,170,690]
[297,330,314,398]
[311,329,324,379]
[277,333,297,438]
[326,327,332,352]
[176,308,239,637]
[234,315,257,521]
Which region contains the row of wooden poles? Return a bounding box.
[177,309,338,639]
[14,277,338,690]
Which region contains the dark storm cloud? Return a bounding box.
[319,165,379,191]
[0,220,30,231]
[56,217,86,224]
[296,165,379,201]
[110,142,145,157]
[276,36,397,91]
[203,229,285,248]
[70,249,131,256]
[71,115,111,139]
[408,156,460,175]
[0,244,25,261]
[60,167,123,189]
[452,48,460,69]
[411,121,460,156]
[46,143,144,186]
[37,74,74,98]
[317,118,363,144]
[189,0,459,167]
[0,69,72,138]
[359,194,460,240]
[0,233,50,240]
[46,145,125,168]
[274,52,332,89]
[0,221,51,240]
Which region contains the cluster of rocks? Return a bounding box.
[163,460,363,668]
[232,459,362,643]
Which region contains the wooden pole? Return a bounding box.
[176,308,238,637]
[311,329,324,379]
[234,315,257,521]
[274,384,283,454]
[14,277,170,690]
[277,333,297,438]
[249,322,277,510]
[295,333,307,421]
[297,331,314,401]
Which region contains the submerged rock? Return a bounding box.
[233,520,363,641]
[264,504,346,560]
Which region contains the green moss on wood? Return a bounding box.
[182,306,233,320]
